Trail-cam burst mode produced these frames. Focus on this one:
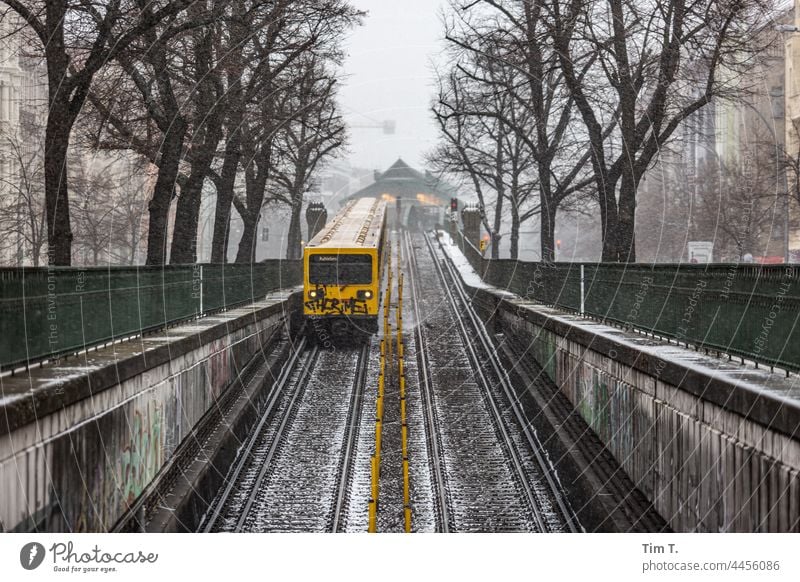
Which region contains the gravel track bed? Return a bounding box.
[215,347,364,532]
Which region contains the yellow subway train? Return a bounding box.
[302,197,387,343]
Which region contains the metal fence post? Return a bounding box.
[580,264,585,315]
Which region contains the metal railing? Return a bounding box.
[0,261,302,371]
[451,229,800,373]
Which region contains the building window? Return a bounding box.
[261,226,269,242]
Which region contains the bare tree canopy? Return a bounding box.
[432,0,778,262]
[0,0,198,265]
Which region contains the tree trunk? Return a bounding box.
[210,135,241,263]
[145,123,186,265]
[234,137,271,264]
[129,224,137,265]
[540,203,556,263]
[491,191,503,260]
[170,122,223,264]
[43,102,73,265]
[616,173,638,262]
[170,184,202,264]
[286,198,303,260]
[510,201,520,260]
[599,179,620,262]
[235,208,259,263]
[169,16,222,265]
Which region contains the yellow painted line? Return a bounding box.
[396,266,412,534]
[401,422,408,457]
[403,461,411,505]
[375,422,382,463]
[369,262,394,534]
[368,500,377,533]
[371,456,379,497]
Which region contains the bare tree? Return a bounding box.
[226,0,359,263]
[209,0,342,263]
[83,0,360,265]
[0,130,46,265]
[696,145,783,261]
[433,0,593,261]
[431,67,539,259]
[545,0,775,261]
[83,1,223,265]
[272,58,347,261]
[71,158,116,266]
[168,0,227,264]
[0,0,196,265]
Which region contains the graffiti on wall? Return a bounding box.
[208,338,231,399]
[118,401,163,507]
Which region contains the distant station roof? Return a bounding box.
[345,158,459,206]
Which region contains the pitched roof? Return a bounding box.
[345,158,459,203]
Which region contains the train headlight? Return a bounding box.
[364,290,373,299]
[309,290,318,299]
[357,290,373,300]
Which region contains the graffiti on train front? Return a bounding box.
[305,286,369,315]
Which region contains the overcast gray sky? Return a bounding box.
[339,1,447,173]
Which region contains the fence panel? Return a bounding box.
[0,261,301,370]
[452,230,800,371]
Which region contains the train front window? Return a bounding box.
[309,254,372,285]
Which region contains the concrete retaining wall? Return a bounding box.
[0,290,298,532]
[469,286,800,532]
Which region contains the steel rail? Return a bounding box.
[330,343,370,532]
[424,233,552,532]
[199,337,311,532]
[429,233,581,533]
[403,230,451,532]
[232,345,322,531]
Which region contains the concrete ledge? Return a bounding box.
[474,291,800,441]
[0,288,300,532]
[0,289,299,435]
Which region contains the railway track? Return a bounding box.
[403,231,451,532]
[427,232,580,532]
[201,339,370,532]
[406,231,579,532]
